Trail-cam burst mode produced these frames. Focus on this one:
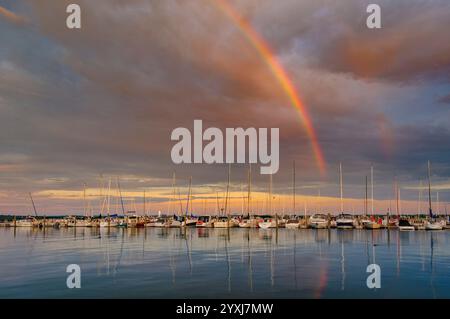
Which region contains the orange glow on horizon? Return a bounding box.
[213,0,326,175]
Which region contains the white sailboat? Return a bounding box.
[336,163,355,229]
[425,161,443,231]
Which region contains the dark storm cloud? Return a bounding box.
[0,0,450,213]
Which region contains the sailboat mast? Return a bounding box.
[427,161,433,217]
[185,176,192,219]
[247,164,251,219]
[395,179,399,219]
[107,177,111,215]
[371,166,374,215]
[29,192,38,217]
[117,177,125,215]
[418,179,422,217]
[83,183,87,217]
[225,164,231,226]
[365,176,368,216]
[293,160,296,215]
[269,174,272,215]
[224,165,230,216]
[339,162,343,213]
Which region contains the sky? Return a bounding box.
[1,0,450,215]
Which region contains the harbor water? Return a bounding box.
[0,227,449,298]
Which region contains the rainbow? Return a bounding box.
[213,0,326,174]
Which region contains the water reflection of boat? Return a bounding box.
[197,228,210,237]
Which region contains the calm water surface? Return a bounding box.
[0,227,449,298]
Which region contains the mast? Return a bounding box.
[418,179,422,218]
[29,192,38,217]
[269,174,272,216]
[427,161,433,218]
[225,164,231,226]
[117,177,125,215]
[395,178,399,219]
[83,183,87,217]
[365,176,368,216]
[247,164,251,219]
[437,192,439,215]
[340,162,343,213]
[293,160,296,216]
[143,190,146,216]
[371,166,374,215]
[107,177,111,216]
[185,176,192,219]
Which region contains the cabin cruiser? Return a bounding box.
[336,214,355,229]
[309,214,328,229]
[196,215,215,228]
[398,218,415,231]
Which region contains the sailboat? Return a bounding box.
[393,180,414,231]
[336,163,355,229]
[258,174,275,229]
[99,178,119,227]
[239,165,258,228]
[365,168,382,229]
[425,161,443,230]
[214,165,237,228]
[285,161,301,229]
